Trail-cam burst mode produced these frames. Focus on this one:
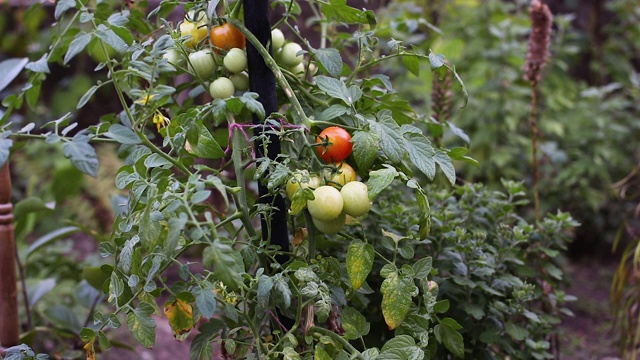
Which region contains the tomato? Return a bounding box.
[210,23,246,53]
[163,48,183,66]
[188,50,215,79]
[312,212,346,235]
[288,62,306,78]
[209,77,235,99]
[340,181,371,217]
[316,126,353,163]
[324,162,356,187]
[180,20,209,48]
[230,72,250,91]
[279,42,304,68]
[271,28,285,50]
[286,171,321,200]
[307,186,343,221]
[223,48,248,74]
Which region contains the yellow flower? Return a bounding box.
[152,111,170,131]
[135,93,157,105]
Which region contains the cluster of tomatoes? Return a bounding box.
[164,11,311,100]
[286,127,372,235]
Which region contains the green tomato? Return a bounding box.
[312,212,346,235]
[271,28,285,50]
[279,42,304,68]
[223,48,248,74]
[209,77,235,99]
[286,171,321,200]
[340,181,371,217]
[288,62,306,78]
[163,48,183,66]
[188,50,215,79]
[230,72,250,91]
[307,185,343,221]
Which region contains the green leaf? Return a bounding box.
[434,150,456,185]
[62,139,99,177]
[43,305,81,333]
[105,124,141,144]
[193,284,216,319]
[0,58,28,92]
[64,32,92,65]
[77,85,98,109]
[80,327,96,342]
[368,111,405,163]
[55,0,75,19]
[346,240,374,290]
[428,52,445,70]
[26,226,80,258]
[320,0,376,27]
[314,346,332,360]
[317,104,349,121]
[412,257,432,280]
[190,319,224,360]
[313,48,343,78]
[98,330,112,349]
[380,272,413,329]
[191,190,211,204]
[367,165,398,200]
[127,302,157,348]
[14,197,54,223]
[315,75,353,105]
[433,299,450,314]
[257,275,274,314]
[203,240,244,290]
[25,53,50,74]
[505,321,529,341]
[95,25,128,53]
[351,130,379,172]
[187,123,225,159]
[401,55,420,76]
[341,306,370,340]
[165,213,187,255]
[434,323,464,358]
[403,133,436,180]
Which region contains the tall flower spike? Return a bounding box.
[524,0,553,83]
[431,66,453,124]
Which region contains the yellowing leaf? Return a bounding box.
[163,298,194,340]
[346,240,374,290]
[380,272,413,330]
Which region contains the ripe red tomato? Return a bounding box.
[316,126,353,163]
[210,23,246,53]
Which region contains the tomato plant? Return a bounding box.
[316,126,353,163]
[229,72,250,91]
[188,49,215,79]
[323,162,356,186]
[210,22,246,53]
[271,28,285,50]
[286,170,321,200]
[180,20,209,48]
[278,42,304,67]
[312,212,346,235]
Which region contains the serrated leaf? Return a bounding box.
[65,32,92,65]
[257,275,274,313]
[313,47,343,78]
[315,75,352,105]
[317,104,348,121]
[346,240,374,290]
[434,323,464,358]
[164,298,194,339]
[320,0,376,26]
[351,130,379,172]
[433,150,456,185]
[367,166,398,200]
[404,133,436,180]
[202,241,243,290]
[380,272,413,330]
[341,307,370,340]
[368,111,405,163]
[127,302,156,348]
[62,140,99,177]
[193,285,216,319]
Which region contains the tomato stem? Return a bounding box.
[229,0,244,20]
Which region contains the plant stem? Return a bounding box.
[529,81,541,221]
[229,115,258,239]
[307,326,364,360]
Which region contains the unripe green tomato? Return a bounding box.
[307,185,343,221]
[188,50,215,78]
[289,62,306,78]
[223,48,248,74]
[209,77,235,99]
[308,62,318,76]
[163,48,183,66]
[271,28,285,50]
[340,181,371,217]
[286,171,321,200]
[279,42,304,68]
[230,72,250,91]
[312,212,346,235]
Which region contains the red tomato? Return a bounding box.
[209,23,246,53]
[316,126,353,163]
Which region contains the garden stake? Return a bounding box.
[0,162,19,347]
[243,1,291,268]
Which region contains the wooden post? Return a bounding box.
[0,162,19,347]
